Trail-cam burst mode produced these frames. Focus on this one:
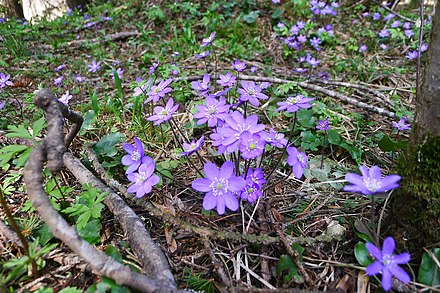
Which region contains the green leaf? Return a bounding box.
[105,245,123,263]
[36,224,54,246]
[89,89,99,117]
[58,288,83,293]
[242,10,259,24]
[93,132,126,157]
[6,124,32,139]
[327,129,341,145]
[418,248,440,286]
[277,243,305,283]
[32,117,46,139]
[78,219,101,244]
[354,242,374,266]
[378,134,407,152]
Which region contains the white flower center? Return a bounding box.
[131,151,141,161]
[364,178,381,192]
[210,177,229,196]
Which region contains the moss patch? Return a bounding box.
[387,135,440,261]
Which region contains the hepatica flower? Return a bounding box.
[0,72,13,88]
[240,168,266,202]
[133,79,151,97]
[263,128,288,148]
[392,118,411,131]
[194,96,230,127]
[405,50,418,60]
[195,51,211,60]
[53,76,64,86]
[239,132,266,160]
[54,64,65,71]
[191,73,210,96]
[238,81,268,106]
[121,137,145,174]
[180,136,204,156]
[88,60,101,73]
[232,60,246,72]
[192,161,246,215]
[75,75,85,82]
[147,98,179,126]
[59,90,72,105]
[344,165,401,196]
[201,32,216,47]
[366,236,411,291]
[287,146,308,179]
[146,78,173,103]
[316,117,330,131]
[127,158,160,198]
[277,94,314,113]
[217,72,236,87]
[379,29,390,38]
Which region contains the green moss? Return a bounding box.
[387,135,440,261]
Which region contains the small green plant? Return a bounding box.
[183,269,216,293]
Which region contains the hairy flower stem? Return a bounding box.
[320,131,327,168]
[0,188,38,278]
[371,195,379,245]
[265,112,298,182]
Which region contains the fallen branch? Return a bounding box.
[23,89,178,293]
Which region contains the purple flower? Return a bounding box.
[277,94,314,113]
[404,29,414,38]
[192,161,246,215]
[366,237,411,291]
[201,32,216,47]
[195,51,211,60]
[405,50,418,60]
[310,36,322,48]
[0,100,6,110]
[133,79,151,97]
[361,12,370,17]
[194,96,230,127]
[380,44,388,50]
[290,25,300,35]
[373,12,381,20]
[53,76,64,86]
[211,111,265,154]
[180,136,204,156]
[390,20,401,28]
[121,137,145,174]
[240,181,263,203]
[146,78,173,103]
[272,0,281,3]
[232,60,246,72]
[263,128,288,148]
[379,29,390,38]
[239,132,265,160]
[238,81,268,106]
[420,43,428,52]
[88,60,101,73]
[217,72,236,87]
[259,82,271,90]
[277,22,285,28]
[0,73,13,88]
[54,64,65,71]
[287,146,308,179]
[403,22,411,29]
[102,16,112,21]
[316,117,330,131]
[112,68,124,79]
[343,165,401,196]
[127,159,160,198]
[359,45,367,53]
[296,20,306,29]
[59,90,72,105]
[147,98,179,126]
[297,35,307,43]
[306,55,321,66]
[383,13,395,21]
[149,62,159,75]
[191,73,210,96]
[75,75,85,82]
[392,118,411,131]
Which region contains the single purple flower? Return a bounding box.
[383,13,395,21]
[277,22,285,29]
[217,72,236,87]
[238,81,268,106]
[287,146,308,179]
[180,136,204,156]
[272,0,281,3]
[390,20,401,28]
[0,73,13,88]
[59,90,72,105]
[54,64,65,71]
[392,118,411,131]
[133,79,151,97]
[102,16,112,21]
[194,96,230,127]
[306,56,321,66]
[149,62,159,75]
[192,161,246,215]
[316,117,330,131]
[239,182,263,203]
[246,168,266,188]
[420,43,428,52]
[121,137,145,174]
[379,29,390,37]
[366,237,411,291]
[297,35,307,43]
[359,45,367,52]
[232,60,246,72]
[201,32,216,47]
[310,36,322,48]
[296,20,306,29]
[53,76,64,86]
[404,29,414,38]
[88,60,101,73]
[127,159,160,198]
[344,165,401,196]
[372,12,381,20]
[263,128,288,148]
[361,12,370,17]
[112,68,124,79]
[147,98,179,126]
[239,132,265,160]
[75,75,85,82]
[277,94,315,113]
[403,22,411,29]
[191,73,211,96]
[259,82,271,90]
[0,100,6,110]
[405,50,418,60]
[146,78,173,103]
[290,25,300,35]
[195,51,211,60]
[380,44,388,50]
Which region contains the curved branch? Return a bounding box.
[24,89,178,293]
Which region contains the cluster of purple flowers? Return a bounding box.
[310,0,339,16]
[121,137,160,198]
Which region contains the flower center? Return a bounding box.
[248,90,254,95]
[249,143,255,150]
[161,110,168,115]
[210,177,229,196]
[190,143,197,149]
[131,150,141,161]
[297,154,304,163]
[364,177,381,192]
[382,255,393,267]
[135,173,146,185]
